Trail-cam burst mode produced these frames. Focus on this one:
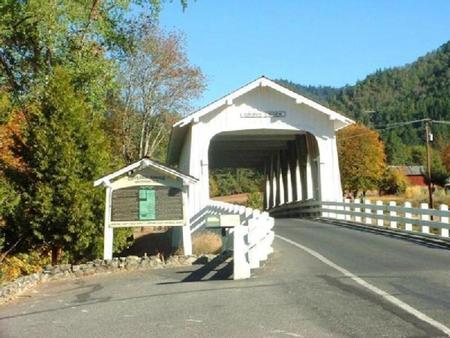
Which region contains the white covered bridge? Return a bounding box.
[167,76,353,215]
[165,77,353,277]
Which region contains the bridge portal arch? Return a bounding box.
[167,77,353,219]
[208,130,320,208]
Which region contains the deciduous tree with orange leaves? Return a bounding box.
[337,123,386,198]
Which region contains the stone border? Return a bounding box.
[0,254,217,305]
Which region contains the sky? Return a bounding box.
[157,1,450,109]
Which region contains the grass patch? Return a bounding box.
[192,231,222,255]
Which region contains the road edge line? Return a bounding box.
[275,234,450,337]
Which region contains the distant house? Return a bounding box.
[390,165,426,186]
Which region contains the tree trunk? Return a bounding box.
[138,119,146,158]
[51,245,61,266]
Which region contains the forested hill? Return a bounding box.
[277,41,450,162]
[275,80,340,105]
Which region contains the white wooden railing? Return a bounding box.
[270,199,450,239]
[207,200,275,279]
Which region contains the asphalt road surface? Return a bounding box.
[1,218,450,337]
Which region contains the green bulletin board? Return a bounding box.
[139,187,156,220]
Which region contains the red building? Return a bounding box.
[390,166,426,186]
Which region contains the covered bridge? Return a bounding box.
[167,76,353,220]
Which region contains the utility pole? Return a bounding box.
[424,119,433,209]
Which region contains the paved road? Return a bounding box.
[1,218,450,337]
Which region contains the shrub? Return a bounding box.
[246,192,263,210]
[379,168,408,195]
[0,251,51,284]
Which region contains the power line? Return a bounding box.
[338,119,450,141]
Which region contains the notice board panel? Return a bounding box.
[112,186,183,222]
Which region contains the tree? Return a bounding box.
[0,1,190,262]
[379,167,408,195]
[6,67,113,263]
[337,124,386,197]
[116,25,205,162]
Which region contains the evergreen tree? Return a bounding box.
[11,67,111,262]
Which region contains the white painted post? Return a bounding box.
[103,187,113,260]
[278,157,285,205]
[182,226,192,256]
[364,199,372,225]
[440,205,449,238]
[328,201,336,219]
[420,203,430,234]
[344,198,351,221]
[404,201,412,231]
[247,219,259,269]
[286,163,293,203]
[182,187,192,256]
[376,200,383,226]
[233,224,251,279]
[295,153,302,201]
[355,198,361,223]
[389,201,397,229]
[265,176,271,210]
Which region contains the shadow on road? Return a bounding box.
[158,253,234,285]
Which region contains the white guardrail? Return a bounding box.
[270,199,450,239]
[207,200,275,279]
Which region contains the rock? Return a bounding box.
[59,264,71,272]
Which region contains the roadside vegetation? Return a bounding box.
[0,0,201,283]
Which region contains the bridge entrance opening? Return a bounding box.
[208,130,321,210]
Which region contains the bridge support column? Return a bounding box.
[281,150,290,204]
[306,134,320,200]
[296,135,308,200]
[277,152,285,205]
[288,141,299,202]
[270,155,277,207]
[305,136,314,200]
[264,162,271,210]
[285,153,293,203]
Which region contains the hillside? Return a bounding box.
[278,41,450,163]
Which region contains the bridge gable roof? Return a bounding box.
[174,76,354,128]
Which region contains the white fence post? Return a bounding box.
[364,199,372,225]
[389,201,397,229]
[404,201,412,231]
[233,224,251,279]
[440,204,449,238]
[337,199,345,220]
[376,200,383,226]
[420,203,430,234]
[344,198,351,221]
[355,198,361,223]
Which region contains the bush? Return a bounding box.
[0,251,51,284]
[379,168,408,195]
[246,192,263,210]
